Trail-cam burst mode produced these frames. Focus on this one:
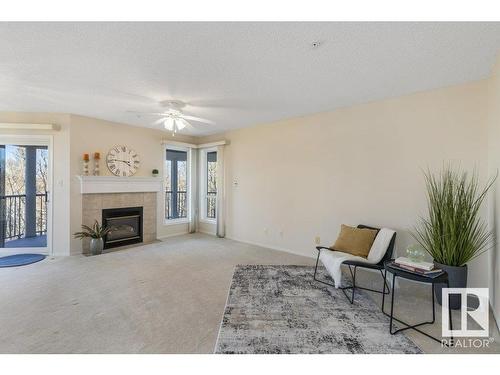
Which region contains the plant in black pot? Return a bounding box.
[74,220,111,255]
[412,166,496,310]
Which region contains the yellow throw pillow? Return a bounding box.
[331,224,378,258]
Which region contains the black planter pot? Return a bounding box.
[434,262,467,310]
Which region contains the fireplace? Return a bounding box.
[102,206,143,249]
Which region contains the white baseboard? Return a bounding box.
[157,231,189,240]
[225,235,316,259]
[198,230,216,236]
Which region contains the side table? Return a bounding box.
[383,260,454,347]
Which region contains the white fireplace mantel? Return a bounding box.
[77,175,162,194]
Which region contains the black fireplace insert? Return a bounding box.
[102,206,143,249]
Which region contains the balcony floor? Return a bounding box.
[4,235,47,248]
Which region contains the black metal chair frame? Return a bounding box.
[313,224,396,304]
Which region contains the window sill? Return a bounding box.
[163,218,190,226]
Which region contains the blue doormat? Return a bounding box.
[0,254,46,268]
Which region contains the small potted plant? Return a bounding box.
[152,168,159,177]
[412,166,496,309]
[74,220,111,255]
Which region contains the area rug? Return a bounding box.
[0,253,46,268]
[215,265,422,354]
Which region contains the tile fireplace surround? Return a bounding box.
[81,192,157,254]
[78,176,162,254]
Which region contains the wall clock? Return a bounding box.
[106,146,140,177]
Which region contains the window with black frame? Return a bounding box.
[165,149,188,220]
[206,151,217,219]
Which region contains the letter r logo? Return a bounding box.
[442,288,489,337]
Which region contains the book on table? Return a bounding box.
[391,257,444,278]
[395,257,434,271]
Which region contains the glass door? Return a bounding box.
[0,136,51,254]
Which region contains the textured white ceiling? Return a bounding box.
[1,22,500,136]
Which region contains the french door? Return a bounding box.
[0,135,52,255]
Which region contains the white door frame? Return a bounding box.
[0,134,53,256]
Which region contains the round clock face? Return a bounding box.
[106,146,140,177]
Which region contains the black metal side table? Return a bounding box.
[382,260,454,347]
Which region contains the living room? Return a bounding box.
[1,1,499,373]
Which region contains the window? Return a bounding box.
[201,149,217,221]
[165,148,188,221]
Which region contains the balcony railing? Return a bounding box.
[207,192,216,219]
[164,191,217,220]
[1,192,48,240]
[165,191,187,219]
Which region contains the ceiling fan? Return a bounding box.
[128,100,215,135]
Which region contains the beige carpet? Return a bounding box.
[0,233,498,353]
[0,234,313,353]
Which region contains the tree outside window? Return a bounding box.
[206,151,217,219]
[165,149,188,220]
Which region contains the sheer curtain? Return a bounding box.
[216,144,225,237]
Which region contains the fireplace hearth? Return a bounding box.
[102,206,143,249]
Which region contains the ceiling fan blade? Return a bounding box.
[183,121,198,133]
[178,118,190,129]
[181,115,215,125]
[153,117,166,126]
[127,111,167,116]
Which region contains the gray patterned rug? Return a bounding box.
[215,265,422,354]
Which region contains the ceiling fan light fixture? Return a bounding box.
[176,118,188,130]
[164,117,174,131]
[130,99,214,134]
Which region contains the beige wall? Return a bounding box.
[0,112,72,256]
[69,115,195,253]
[200,80,490,289]
[487,56,500,325]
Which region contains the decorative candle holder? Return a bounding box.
[83,153,90,176]
[93,152,101,176]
